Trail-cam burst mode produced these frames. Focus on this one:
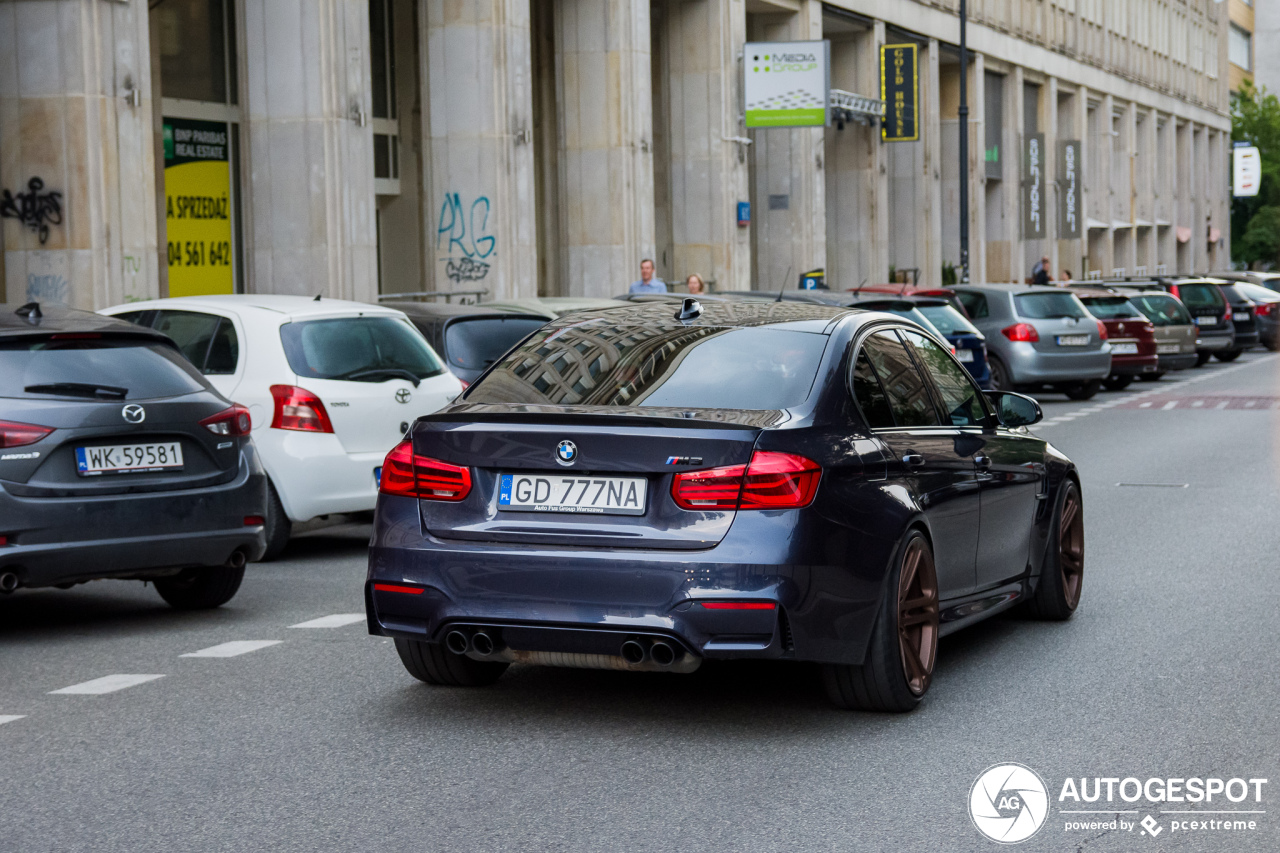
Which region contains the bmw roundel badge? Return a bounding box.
[556,440,578,466]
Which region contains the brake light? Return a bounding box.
[700,601,777,610]
[1095,320,1108,341]
[379,440,472,501]
[244,515,264,526]
[672,451,821,511]
[200,404,252,436]
[373,583,424,595]
[0,420,53,448]
[269,385,334,433]
[1001,323,1040,342]
[1257,303,1274,317]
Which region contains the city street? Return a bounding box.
[1,353,1277,853]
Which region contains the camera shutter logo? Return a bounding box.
[121,404,146,424]
[556,440,577,466]
[969,763,1049,844]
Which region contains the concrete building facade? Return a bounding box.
[0,0,1235,310]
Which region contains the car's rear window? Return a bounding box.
[1080,297,1143,319]
[1014,292,1088,319]
[279,317,445,382]
[1129,294,1192,326]
[0,338,207,399]
[466,322,830,410]
[918,304,980,336]
[443,316,547,371]
[1176,284,1224,309]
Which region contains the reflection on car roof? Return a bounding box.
[537,300,858,334]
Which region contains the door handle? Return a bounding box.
[902,453,925,467]
[974,454,992,470]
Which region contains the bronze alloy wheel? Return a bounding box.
[897,538,940,696]
[1058,488,1084,609]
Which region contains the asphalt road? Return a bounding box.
[2,352,1278,853]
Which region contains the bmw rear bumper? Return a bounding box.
[0,447,267,589]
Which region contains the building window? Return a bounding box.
[370,0,400,194]
[157,0,237,105]
[1229,24,1252,72]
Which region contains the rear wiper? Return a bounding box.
[24,382,128,399]
[332,367,420,387]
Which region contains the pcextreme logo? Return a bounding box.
[969,764,1269,844]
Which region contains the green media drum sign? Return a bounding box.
[744,41,830,128]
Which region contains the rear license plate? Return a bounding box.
[1111,343,1138,354]
[1195,315,1218,326]
[956,349,974,362]
[1156,343,1182,354]
[1233,312,1250,322]
[1056,335,1090,346]
[76,442,184,476]
[498,473,647,515]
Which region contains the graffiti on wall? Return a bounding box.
[1,178,63,244]
[437,192,495,283]
[27,273,69,303]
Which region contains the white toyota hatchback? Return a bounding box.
[100,295,462,557]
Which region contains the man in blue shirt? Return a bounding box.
[629,259,667,294]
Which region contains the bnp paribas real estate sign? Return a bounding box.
[744,41,830,128]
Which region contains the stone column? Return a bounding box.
[555,0,655,297]
[240,0,377,301]
[749,0,824,292]
[1042,76,1058,280]
[967,51,985,285]
[422,0,536,300]
[655,0,749,293]
[0,0,159,309]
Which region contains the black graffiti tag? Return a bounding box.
[0,178,63,244]
[445,257,491,283]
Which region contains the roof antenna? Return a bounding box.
[853,278,868,297]
[15,302,42,325]
[313,293,322,301]
[774,265,793,303]
[675,297,703,322]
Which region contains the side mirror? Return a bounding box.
[984,390,1043,427]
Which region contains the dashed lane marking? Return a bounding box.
[180,640,283,658]
[289,614,366,629]
[49,674,165,695]
[0,715,26,725]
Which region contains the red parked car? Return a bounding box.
[1073,287,1158,390]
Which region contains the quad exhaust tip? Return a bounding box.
[0,572,17,594]
[226,550,247,570]
[649,640,677,667]
[619,639,648,664]
[471,631,496,656]
[445,629,470,655]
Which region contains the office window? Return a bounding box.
[1230,24,1252,72]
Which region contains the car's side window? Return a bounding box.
[204,318,240,375]
[852,348,895,428]
[899,329,989,428]
[956,291,989,319]
[860,330,941,427]
[152,310,223,373]
[113,310,152,326]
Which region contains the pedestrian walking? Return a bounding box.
[1032,256,1051,285]
[629,259,667,294]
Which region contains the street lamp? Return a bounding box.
[958,0,970,284]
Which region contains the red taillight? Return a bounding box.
[269,385,334,433]
[700,601,777,610]
[243,515,264,526]
[0,535,9,546]
[672,451,821,511]
[373,583,424,595]
[0,420,53,448]
[1001,323,1040,343]
[1095,320,1108,341]
[200,404,252,437]
[378,440,472,501]
[1256,303,1273,317]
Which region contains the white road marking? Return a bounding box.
[290,614,365,629]
[0,715,26,725]
[1162,401,1178,410]
[1140,401,1153,408]
[1215,400,1229,410]
[180,640,282,658]
[50,674,165,695]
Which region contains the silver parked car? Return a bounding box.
[951,284,1112,400]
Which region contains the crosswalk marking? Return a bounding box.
[289,614,366,629]
[0,715,26,725]
[180,640,282,658]
[50,674,165,695]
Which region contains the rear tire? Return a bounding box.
[394,638,509,686]
[1138,372,1165,382]
[261,481,291,562]
[987,355,1011,392]
[1195,351,1212,367]
[1025,480,1083,621]
[1102,375,1132,391]
[154,565,245,610]
[1064,379,1102,401]
[821,531,938,713]
[1215,349,1242,362]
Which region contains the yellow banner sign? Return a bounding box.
[164,118,234,297]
